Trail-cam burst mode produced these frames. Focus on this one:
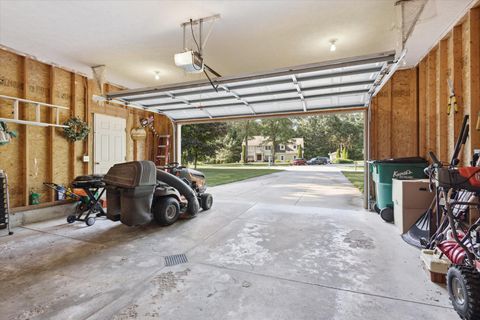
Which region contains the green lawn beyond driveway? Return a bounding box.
[341,171,364,193]
[201,168,282,187]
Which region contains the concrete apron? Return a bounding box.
[0,166,455,320]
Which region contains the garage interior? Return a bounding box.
[1,0,480,319]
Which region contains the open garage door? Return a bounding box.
[107,51,398,123]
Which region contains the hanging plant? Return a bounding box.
[0,121,18,146]
[63,117,90,142]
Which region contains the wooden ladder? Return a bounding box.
[155,135,170,166]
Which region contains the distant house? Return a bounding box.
[243,136,304,163]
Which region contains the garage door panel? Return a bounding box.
[107,51,396,121]
[243,92,298,103]
[253,101,303,113]
[207,105,253,117]
[163,109,209,119]
[303,84,371,96]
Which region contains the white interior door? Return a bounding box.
[94,113,126,174]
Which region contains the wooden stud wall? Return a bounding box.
[371,7,480,164]
[0,48,173,209]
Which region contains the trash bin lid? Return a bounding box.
[369,157,427,164]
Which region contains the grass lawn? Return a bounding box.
[198,162,291,168]
[201,168,283,187]
[342,171,364,193]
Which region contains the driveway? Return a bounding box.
[0,166,455,320]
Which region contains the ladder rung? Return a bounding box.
[157,135,170,138]
[156,155,166,158]
[158,145,167,148]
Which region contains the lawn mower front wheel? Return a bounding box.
[447,265,480,320]
[200,193,213,211]
[153,197,181,226]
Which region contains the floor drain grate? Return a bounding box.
[165,254,188,266]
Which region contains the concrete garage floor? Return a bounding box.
[0,166,456,320]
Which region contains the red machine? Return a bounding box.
[425,115,480,320]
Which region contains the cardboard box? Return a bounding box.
[392,179,434,233]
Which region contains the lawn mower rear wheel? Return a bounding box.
[153,197,180,226]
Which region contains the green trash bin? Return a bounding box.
[369,157,428,211]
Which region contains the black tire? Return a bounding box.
[373,203,381,214]
[156,170,199,216]
[85,217,95,226]
[200,193,213,211]
[67,215,76,224]
[380,207,394,223]
[447,266,480,320]
[152,197,180,226]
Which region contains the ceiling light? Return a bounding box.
[329,39,337,52]
[154,71,160,80]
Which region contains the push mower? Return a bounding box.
[423,115,480,320]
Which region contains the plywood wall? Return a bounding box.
[370,69,418,160]
[0,48,173,209]
[371,7,480,165]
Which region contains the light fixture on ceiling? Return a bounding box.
[329,39,337,52]
[154,71,160,80]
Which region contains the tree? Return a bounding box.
[181,123,227,168]
[259,118,295,161]
[215,120,260,164]
[239,120,260,163]
[341,145,348,160]
[297,144,303,158]
[217,123,242,163]
[295,113,364,160]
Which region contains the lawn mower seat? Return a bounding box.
[103,161,156,226]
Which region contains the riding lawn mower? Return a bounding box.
[48,161,213,227]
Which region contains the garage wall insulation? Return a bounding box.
[0,48,173,209]
[370,6,480,165]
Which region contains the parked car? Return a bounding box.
[307,157,330,165]
[292,158,307,165]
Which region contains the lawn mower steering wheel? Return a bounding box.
[167,162,180,168]
[166,162,185,173]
